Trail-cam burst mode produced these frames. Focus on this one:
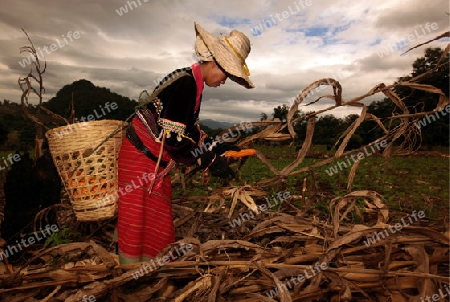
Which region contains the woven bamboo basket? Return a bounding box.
[45,119,126,221]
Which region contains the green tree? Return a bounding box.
[272,104,289,121]
[380,47,448,147]
[272,104,301,122]
[395,48,449,112]
[260,112,268,121]
[314,114,343,145]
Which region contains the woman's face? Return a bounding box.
[203,61,228,87]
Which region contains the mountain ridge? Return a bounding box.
[199,119,236,130]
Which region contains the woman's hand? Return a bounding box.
[212,142,240,156]
[198,151,235,179]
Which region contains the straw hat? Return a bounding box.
[194,22,254,89]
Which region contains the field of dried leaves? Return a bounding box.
[0,36,448,302]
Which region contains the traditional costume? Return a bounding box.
[117,22,254,264]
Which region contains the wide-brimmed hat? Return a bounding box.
[194,22,254,89]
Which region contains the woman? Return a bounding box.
[116,22,254,264]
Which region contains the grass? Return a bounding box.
[172,144,449,220]
[0,146,447,220]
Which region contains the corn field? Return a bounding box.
[0,33,448,302]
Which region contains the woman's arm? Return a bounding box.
[156,75,204,165]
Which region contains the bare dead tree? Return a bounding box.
[17,29,68,158]
[17,29,47,158]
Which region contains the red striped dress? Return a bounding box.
[117,63,204,264]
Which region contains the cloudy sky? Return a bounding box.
[0,0,448,123]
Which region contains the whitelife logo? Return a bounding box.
[363,210,425,247]
[325,140,388,176]
[420,285,450,302]
[265,261,328,298]
[377,22,439,58]
[55,102,119,138]
[76,295,96,302]
[94,172,155,209]
[18,31,81,68]
[415,105,450,130]
[0,152,21,171]
[115,0,149,16]
[131,243,193,280]
[190,122,254,158]
[0,224,59,260]
[228,191,291,228]
[251,0,313,36]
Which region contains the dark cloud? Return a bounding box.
[374,0,448,30]
[0,0,446,122]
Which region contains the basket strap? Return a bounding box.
[126,123,168,168]
[139,71,192,106]
[128,70,193,168]
[135,107,160,139]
